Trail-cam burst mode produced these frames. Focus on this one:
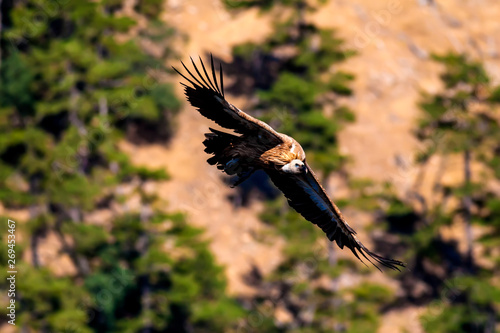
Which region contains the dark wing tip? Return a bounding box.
[329,223,405,272]
[210,53,222,96]
[340,233,405,272]
[173,55,225,98]
[357,242,406,272]
[219,62,225,98]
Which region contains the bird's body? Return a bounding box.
[260,135,306,167]
[174,55,405,271]
[213,132,304,169]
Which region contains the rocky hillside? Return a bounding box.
[128,0,498,284]
[120,1,500,331]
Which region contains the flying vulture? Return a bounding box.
[173,55,405,271]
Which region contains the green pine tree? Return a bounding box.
[378,52,500,332]
[225,1,397,332]
[0,1,246,332]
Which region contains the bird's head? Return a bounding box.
[282,159,307,174]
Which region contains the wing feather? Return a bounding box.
[190,56,213,91]
[173,55,282,145]
[198,56,219,93]
[181,59,209,89]
[210,55,222,95]
[266,163,405,271]
[219,62,225,98]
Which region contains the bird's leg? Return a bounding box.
[230,167,255,188]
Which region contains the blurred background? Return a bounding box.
[1,0,500,332]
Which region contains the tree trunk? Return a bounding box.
[327,241,338,289]
[137,216,152,333]
[69,85,87,136]
[463,149,473,269]
[141,281,152,332]
[28,178,41,268]
[55,225,90,276]
[432,155,448,204]
[30,231,40,268]
[29,204,40,267]
[295,0,307,42]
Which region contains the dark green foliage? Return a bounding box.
[421,275,500,333]
[15,266,94,333]
[256,196,395,333]
[135,0,164,19]
[0,1,245,332]
[232,0,355,242]
[225,1,403,332]
[259,72,318,111]
[336,283,395,333]
[224,0,328,11]
[417,53,500,155]
[260,197,323,260]
[245,11,355,175]
[410,53,500,331]
[78,213,245,333]
[224,0,283,11]
[0,52,34,110]
[431,53,489,89]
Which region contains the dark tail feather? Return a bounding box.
[202,128,254,185]
[203,128,236,154]
[203,128,238,171]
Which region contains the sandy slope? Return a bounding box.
[123,3,283,296]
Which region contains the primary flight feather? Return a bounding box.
[173,55,405,271]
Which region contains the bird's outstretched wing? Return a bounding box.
[266,162,405,271]
[173,55,282,146]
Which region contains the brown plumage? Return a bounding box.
[173,55,405,271]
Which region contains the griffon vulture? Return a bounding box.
[173,55,405,271]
